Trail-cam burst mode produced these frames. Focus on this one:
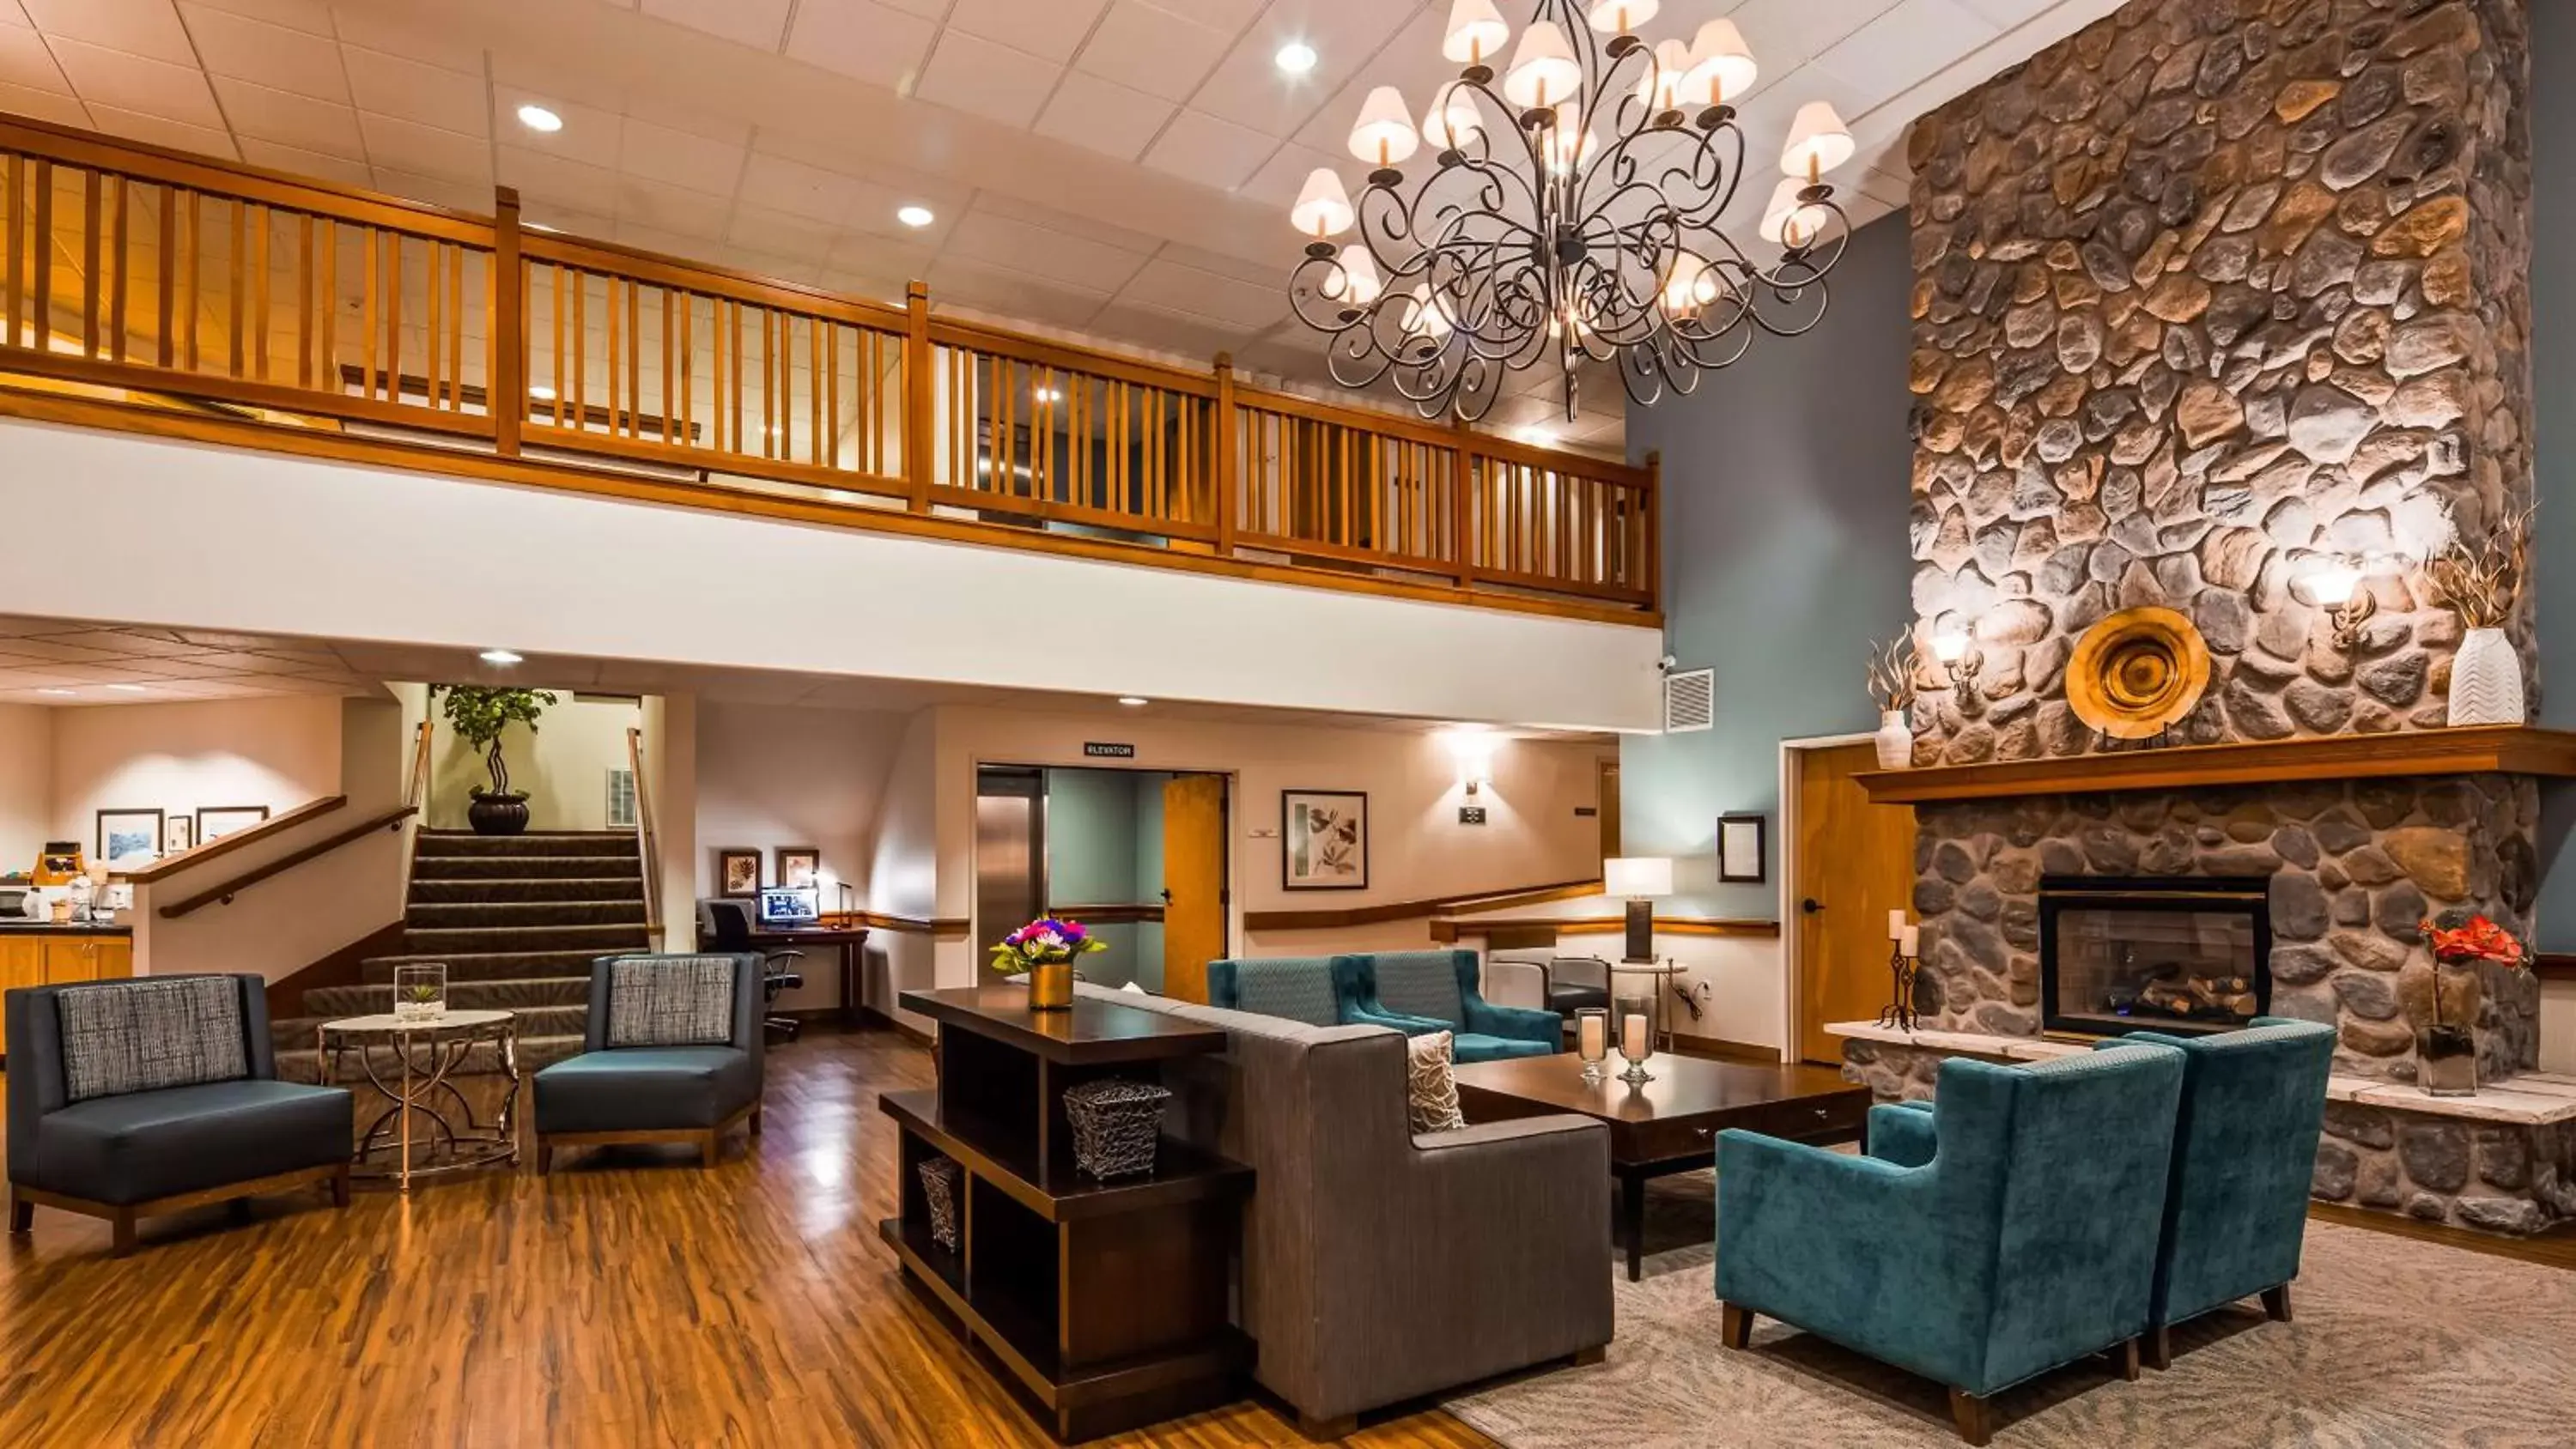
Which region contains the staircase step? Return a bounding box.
[399,924,650,956]
[406,900,647,930]
[368,947,634,983]
[408,876,644,906]
[412,853,645,881]
[276,1032,586,1085]
[305,977,592,1018]
[414,831,640,858]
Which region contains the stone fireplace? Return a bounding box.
[1837,0,2573,1234]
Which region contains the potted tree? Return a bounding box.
[434,684,557,835]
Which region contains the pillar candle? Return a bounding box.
[1622,1012,1649,1060]
[1888,908,1906,940]
[1579,1012,1606,1061]
[1899,925,1919,955]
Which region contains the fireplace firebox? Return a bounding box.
[2038,876,2272,1038]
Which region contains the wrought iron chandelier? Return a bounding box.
[1285,0,1857,424]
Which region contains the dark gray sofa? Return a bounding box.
[7,973,353,1254]
[532,952,766,1171]
[1068,982,1613,1436]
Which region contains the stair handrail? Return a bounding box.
[405,718,434,813]
[157,805,417,918]
[627,726,662,937]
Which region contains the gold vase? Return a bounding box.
[1029,961,1074,1011]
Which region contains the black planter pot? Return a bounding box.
[467,789,531,835]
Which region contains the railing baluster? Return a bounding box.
[106,174,127,362]
[3,153,21,349]
[80,167,98,357]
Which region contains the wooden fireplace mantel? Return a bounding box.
[1853,725,2576,805]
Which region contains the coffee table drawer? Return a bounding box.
[1726,1090,1870,1146]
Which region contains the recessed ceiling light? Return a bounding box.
[896,204,935,228]
[1118,696,1151,707]
[480,648,523,665]
[106,683,149,693]
[516,103,563,133]
[529,384,556,401]
[37,688,75,697]
[1275,41,1318,75]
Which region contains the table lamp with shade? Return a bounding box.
[1602,857,1674,963]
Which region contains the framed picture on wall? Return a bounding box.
[717,848,762,898]
[95,809,164,864]
[197,805,270,841]
[164,815,195,853]
[1717,812,1768,884]
[1282,790,1368,891]
[775,847,821,889]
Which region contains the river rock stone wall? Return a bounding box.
[1912,772,2542,1082]
[1903,0,2533,764]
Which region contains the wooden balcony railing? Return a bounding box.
[0,112,1658,621]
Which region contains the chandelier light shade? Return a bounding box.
[1443,0,1512,66]
[1285,0,1853,422]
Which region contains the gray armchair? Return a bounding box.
[7,973,353,1254]
[532,952,766,1172]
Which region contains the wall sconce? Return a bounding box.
[2299,555,2376,651]
[1441,726,1498,797]
[1930,624,1981,699]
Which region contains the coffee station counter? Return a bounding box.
[0,925,133,991]
[0,920,133,936]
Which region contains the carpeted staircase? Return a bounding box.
[276,830,652,1082]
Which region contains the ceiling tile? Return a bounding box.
[357,113,491,185]
[1114,254,1285,330]
[1189,0,1413,138]
[1031,69,1172,161]
[1084,300,1245,361]
[368,165,486,212]
[234,136,370,186]
[343,45,489,136]
[737,149,870,224]
[0,77,86,125]
[781,0,936,91]
[1955,0,2061,26]
[1142,107,1274,191]
[495,86,621,167]
[1811,0,1997,104]
[726,203,839,263]
[497,142,620,215]
[211,76,362,157]
[20,0,194,64]
[942,207,1150,293]
[326,8,483,76]
[621,116,746,196]
[178,0,332,35]
[1728,0,1912,89]
[947,0,1111,66]
[1073,0,1234,103]
[616,173,731,241]
[923,254,1110,330]
[912,29,1060,130]
[640,0,794,53]
[0,21,66,94]
[1237,140,1339,213]
[179,3,344,101]
[46,36,224,128]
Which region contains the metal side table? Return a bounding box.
[319,1009,522,1193]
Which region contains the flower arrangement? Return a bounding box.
[2418,506,2533,630]
[1866,631,1923,712]
[988,917,1109,973]
[2423,914,2526,973]
[2417,913,2527,1094]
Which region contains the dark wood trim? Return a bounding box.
[825,910,970,940]
[263,919,408,1022]
[1246,878,1603,932]
[1045,902,1165,924]
[125,795,347,882]
[2535,954,2576,982]
[1854,726,2576,804]
[1666,1034,1785,1065]
[10,1161,348,1256]
[158,806,416,919]
[1431,912,1783,943]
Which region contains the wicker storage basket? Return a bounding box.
[1061,1078,1172,1180]
[917,1156,963,1251]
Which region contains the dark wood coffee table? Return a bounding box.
[1453,1052,1872,1280]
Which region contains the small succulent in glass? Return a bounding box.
[393,963,447,1022]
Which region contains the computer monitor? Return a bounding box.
[756,885,820,929]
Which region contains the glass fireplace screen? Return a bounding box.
[2038,877,2272,1037]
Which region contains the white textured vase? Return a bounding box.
[2447,627,2525,726]
[1874,709,1913,769]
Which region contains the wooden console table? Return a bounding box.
[878,985,1251,1441]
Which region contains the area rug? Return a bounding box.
[1443,1172,2576,1446]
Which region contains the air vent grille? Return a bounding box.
[1662,668,1714,733]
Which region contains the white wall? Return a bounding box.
[642,693,696,955]
[693,699,910,1009]
[0,419,1665,733]
[867,708,941,1032]
[2543,982,2576,1073]
[425,691,640,831]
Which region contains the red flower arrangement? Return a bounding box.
[2415,915,2526,1082]
[2421,915,2526,970]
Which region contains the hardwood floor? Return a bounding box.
[0,1026,1497,1449]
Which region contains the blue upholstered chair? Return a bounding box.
[2101,1016,2334,1367]
[1715,1044,2187,1446]
[7,973,353,1254]
[533,953,765,1172]
[1206,956,1341,1026]
[1329,949,1560,1064]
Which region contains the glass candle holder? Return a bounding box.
[393,962,447,1022]
[1575,1007,1611,1082]
[1614,991,1656,1085]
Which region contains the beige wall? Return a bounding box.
[0,703,52,870]
[425,691,640,831]
[866,708,940,1032]
[0,695,348,869]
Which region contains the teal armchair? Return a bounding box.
[1715,1044,2186,1445]
[1329,950,1559,1064]
[2104,1017,2334,1367]
[1206,956,1341,1027]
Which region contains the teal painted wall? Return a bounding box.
[1619,215,1917,914]
[1042,767,1175,988]
[2533,0,2576,949]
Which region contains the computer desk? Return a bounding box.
[702,921,872,1027]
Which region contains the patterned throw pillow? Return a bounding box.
[605,955,738,1046]
[1406,1029,1466,1134]
[58,977,250,1103]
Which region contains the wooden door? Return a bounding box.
[1795,742,1917,1065]
[43,937,94,984]
[1597,760,1621,862]
[1161,775,1227,1003]
[92,938,134,980]
[0,937,41,993]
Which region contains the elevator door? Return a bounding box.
[974,768,1044,955]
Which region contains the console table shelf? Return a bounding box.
[880,986,1251,1442]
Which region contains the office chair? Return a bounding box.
[701,899,805,1042]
